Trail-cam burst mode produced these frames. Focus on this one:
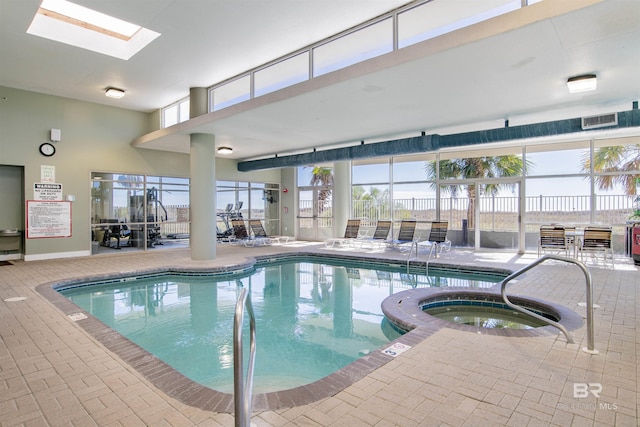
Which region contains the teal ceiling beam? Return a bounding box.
[237,135,439,171]
[237,109,640,172]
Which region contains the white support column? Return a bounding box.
[333,161,351,237]
[190,133,216,260]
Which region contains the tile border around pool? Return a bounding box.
[35,252,504,413]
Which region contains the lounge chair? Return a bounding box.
[230,219,268,247]
[358,220,391,248]
[580,226,614,268]
[417,220,451,256]
[538,224,569,257]
[386,219,416,250]
[248,219,290,244]
[325,219,361,248]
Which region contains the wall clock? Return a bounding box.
[39,142,56,157]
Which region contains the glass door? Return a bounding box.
[298,188,333,241]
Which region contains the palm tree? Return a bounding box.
[310,166,333,212]
[426,155,527,228]
[582,144,640,196]
[582,144,640,219]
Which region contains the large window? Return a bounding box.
[162,98,189,127]
[435,147,524,238]
[313,18,393,77]
[392,154,437,223]
[91,175,280,254]
[591,138,640,226]
[210,76,251,112]
[216,181,281,238]
[352,160,390,229]
[254,52,309,97]
[341,138,640,253]
[525,141,591,230]
[91,173,190,253]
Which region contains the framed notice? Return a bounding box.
[26,200,72,238]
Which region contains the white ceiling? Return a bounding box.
[2,0,639,162]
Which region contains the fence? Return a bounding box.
[145,195,634,239]
[112,204,191,237]
[354,194,636,231]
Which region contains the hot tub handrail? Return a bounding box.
[499,254,598,354]
[233,287,257,427]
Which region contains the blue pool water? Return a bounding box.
[59,258,503,393]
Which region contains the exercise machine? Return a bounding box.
[129,187,168,248]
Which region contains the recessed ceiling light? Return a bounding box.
[567,74,597,94]
[217,147,233,155]
[27,0,160,60]
[105,87,125,98]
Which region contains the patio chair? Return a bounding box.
[419,220,451,256]
[580,226,614,268]
[538,225,568,257]
[358,220,392,248]
[386,219,417,250]
[325,219,361,248]
[230,220,262,247]
[248,219,290,244]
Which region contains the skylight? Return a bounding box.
[27,0,160,60]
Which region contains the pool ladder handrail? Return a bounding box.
[233,287,257,427]
[499,254,598,354]
[407,240,440,278]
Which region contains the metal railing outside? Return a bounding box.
[387,194,635,230]
[233,287,257,427]
[499,254,598,355]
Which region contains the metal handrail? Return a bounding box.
[499,254,598,354]
[233,287,257,427]
[407,241,439,276]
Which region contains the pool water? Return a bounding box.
[59,258,503,393]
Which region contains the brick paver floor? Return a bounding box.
[1,243,637,426]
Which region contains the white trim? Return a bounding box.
[24,250,90,262]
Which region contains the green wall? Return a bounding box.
[0,86,280,260]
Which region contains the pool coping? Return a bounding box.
[35,251,511,413]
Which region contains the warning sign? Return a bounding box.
[34,183,63,201]
[381,342,411,357]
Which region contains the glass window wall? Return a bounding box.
[90,173,190,254]
[91,174,279,253]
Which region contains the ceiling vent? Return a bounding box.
[581,113,618,130]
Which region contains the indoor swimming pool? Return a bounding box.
[57,256,505,394]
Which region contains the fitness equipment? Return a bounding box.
[217,201,243,241]
[129,187,168,248]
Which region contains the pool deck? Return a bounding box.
[1,242,638,426]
